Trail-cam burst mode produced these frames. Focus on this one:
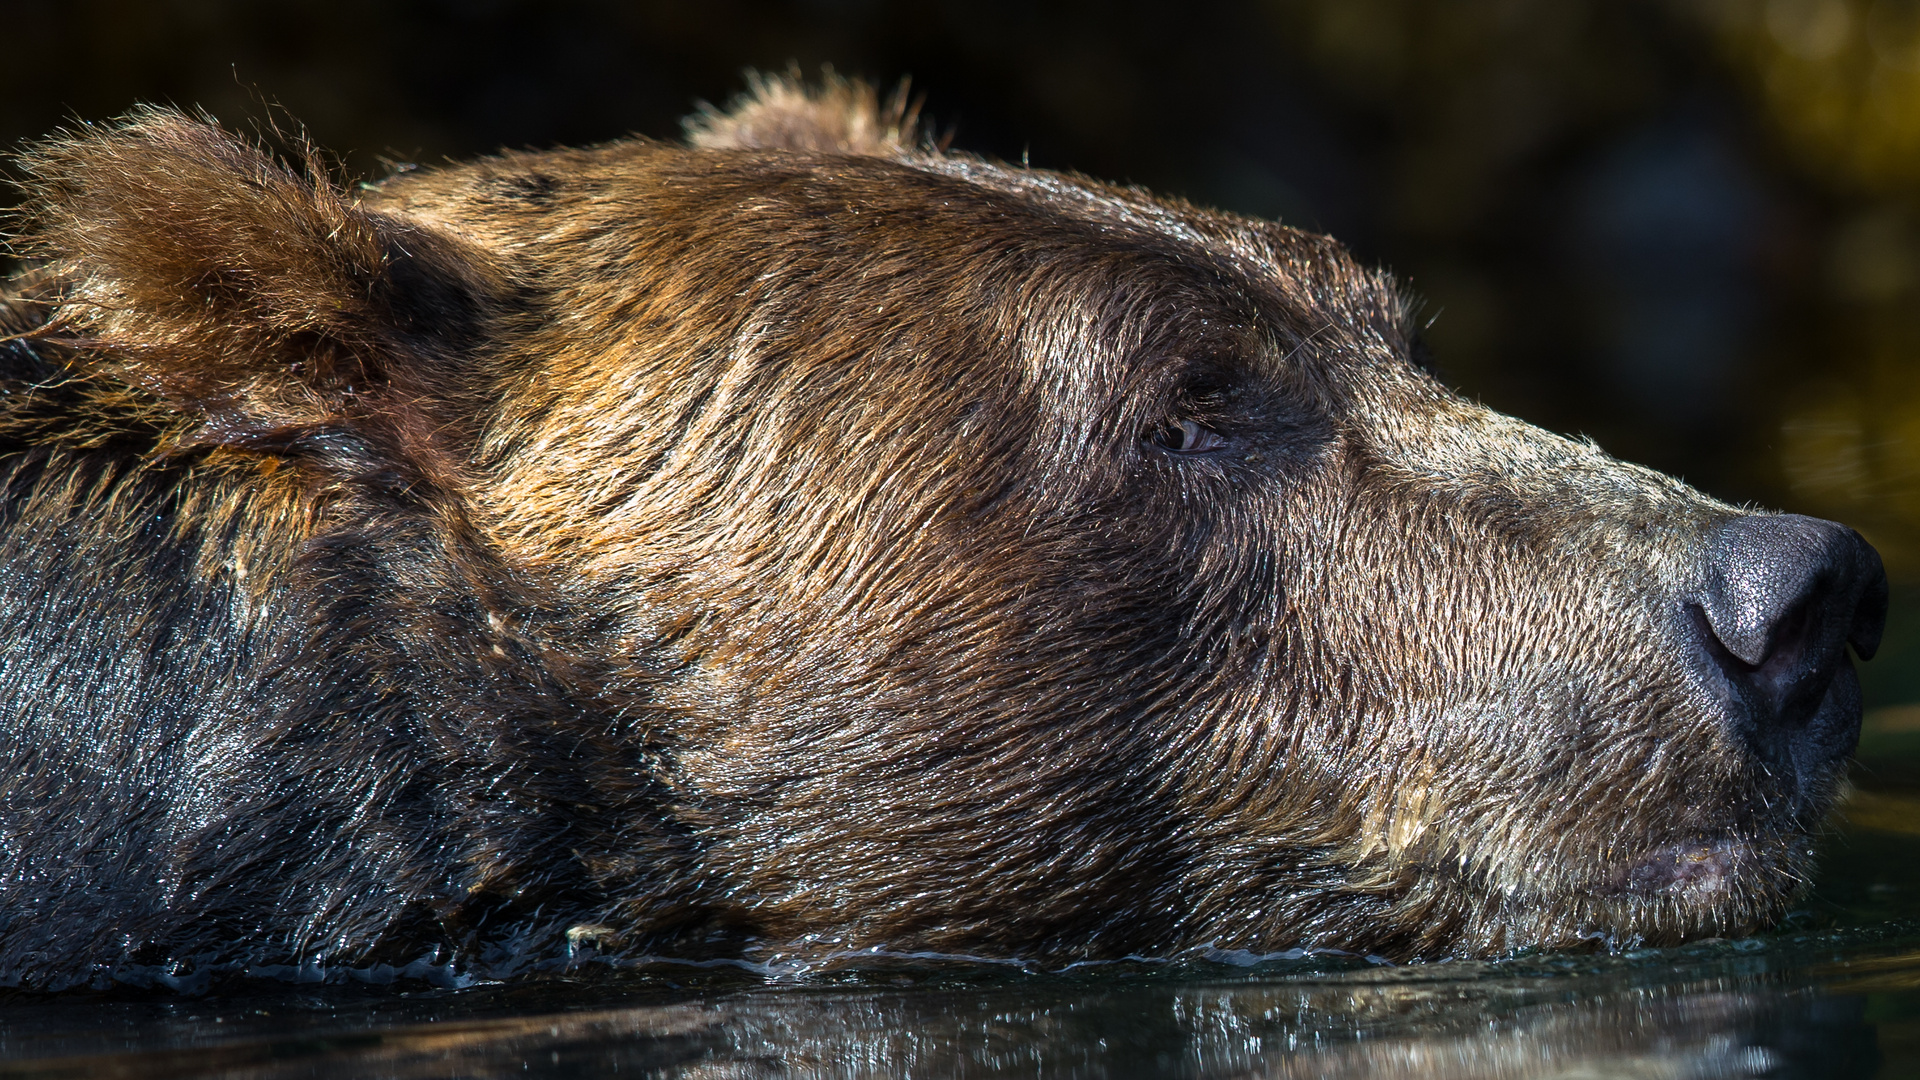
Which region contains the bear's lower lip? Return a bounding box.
[1614,839,1751,898]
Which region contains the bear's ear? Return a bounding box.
[683,69,933,157]
[12,108,508,465]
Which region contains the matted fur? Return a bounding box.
[0,77,1881,989]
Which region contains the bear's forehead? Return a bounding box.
[373,143,1405,351]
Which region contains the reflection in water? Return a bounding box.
[0,935,1908,1078]
[1169,978,1873,1079]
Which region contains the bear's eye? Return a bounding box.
[1148,419,1229,454]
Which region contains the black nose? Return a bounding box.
[1696,514,1888,793]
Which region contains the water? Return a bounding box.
[0,752,1913,1078]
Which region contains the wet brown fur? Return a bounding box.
[0,76,1844,986]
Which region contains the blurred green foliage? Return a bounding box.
[1683,0,1920,579]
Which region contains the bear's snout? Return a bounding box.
[1693,514,1888,801]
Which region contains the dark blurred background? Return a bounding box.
[6,0,1920,708]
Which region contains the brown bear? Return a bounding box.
[0,74,1888,991]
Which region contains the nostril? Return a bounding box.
[1688,596,1816,704]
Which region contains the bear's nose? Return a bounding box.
[1696,514,1888,785]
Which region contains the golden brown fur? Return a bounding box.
[0,74,1884,988]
